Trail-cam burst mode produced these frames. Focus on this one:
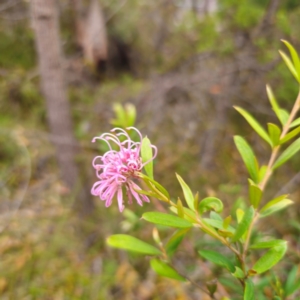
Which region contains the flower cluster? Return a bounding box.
[91,127,157,212]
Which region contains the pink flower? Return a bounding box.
[91,127,157,212]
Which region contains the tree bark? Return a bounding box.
[31,0,94,214]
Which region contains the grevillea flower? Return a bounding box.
[91,127,157,212]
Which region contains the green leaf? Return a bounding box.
[198,197,223,214]
[231,206,255,242]
[234,107,272,146]
[194,192,199,210]
[286,279,300,298]
[218,229,234,238]
[141,137,154,179]
[111,103,126,127]
[266,85,283,125]
[234,136,259,183]
[198,250,235,272]
[278,109,290,126]
[273,137,300,169]
[232,266,245,279]
[260,194,288,211]
[210,211,223,221]
[280,126,300,144]
[223,215,232,229]
[290,117,300,129]
[140,173,170,200]
[177,198,184,218]
[260,198,293,218]
[250,239,286,249]
[133,188,162,200]
[176,173,195,210]
[125,103,136,127]
[285,265,300,296]
[281,40,300,76]
[150,259,185,281]
[259,165,268,183]
[266,85,280,114]
[252,242,287,274]
[236,208,244,223]
[268,123,281,146]
[244,279,255,300]
[166,229,189,257]
[142,212,193,228]
[279,50,300,82]
[107,234,161,255]
[203,218,235,233]
[249,182,262,209]
[170,206,196,223]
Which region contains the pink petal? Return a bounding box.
[117,187,125,212]
[128,181,143,206]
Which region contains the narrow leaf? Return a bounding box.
[234,107,272,146]
[234,136,259,182]
[280,125,300,144]
[152,228,161,245]
[281,40,300,76]
[170,206,196,223]
[266,85,284,125]
[107,234,161,255]
[268,123,281,146]
[141,137,153,179]
[244,279,255,300]
[198,250,235,272]
[199,197,224,214]
[259,165,268,183]
[140,173,170,199]
[279,50,300,82]
[232,266,245,279]
[210,211,223,221]
[236,208,244,223]
[231,206,255,242]
[150,259,186,281]
[260,194,288,212]
[166,229,189,257]
[278,109,290,126]
[203,218,235,233]
[218,229,234,238]
[285,265,300,296]
[133,188,162,199]
[142,212,193,228]
[176,173,195,210]
[250,239,286,249]
[223,215,232,229]
[177,198,184,218]
[194,192,199,211]
[125,103,136,127]
[260,199,293,218]
[249,183,262,209]
[290,117,300,129]
[273,137,300,169]
[112,103,126,127]
[252,242,287,274]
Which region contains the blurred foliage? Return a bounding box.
[0,0,299,299]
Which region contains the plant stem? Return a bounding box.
[242,88,300,264]
[148,178,244,269]
[260,88,300,191]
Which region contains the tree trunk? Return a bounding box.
[31,0,94,214]
[72,0,108,69]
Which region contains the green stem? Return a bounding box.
[149,180,243,270]
[242,87,300,268]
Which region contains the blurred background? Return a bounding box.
[0,0,300,299]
